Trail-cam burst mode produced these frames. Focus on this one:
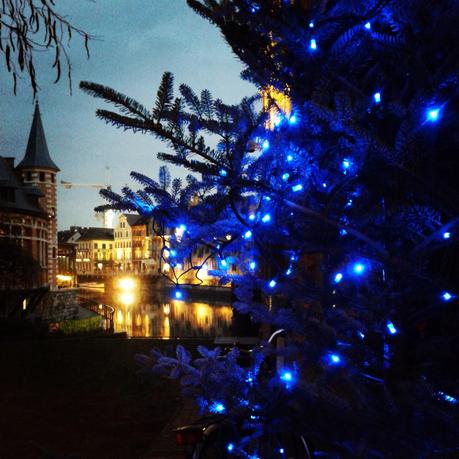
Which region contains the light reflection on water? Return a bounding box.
[84,287,233,338]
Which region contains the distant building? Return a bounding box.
[131,216,155,272]
[114,214,140,271]
[75,227,114,274]
[57,228,81,287]
[0,103,59,288]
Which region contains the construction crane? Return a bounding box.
[59,166,114,228]
[60,180,108,189]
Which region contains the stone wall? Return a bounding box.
[40,289,79,323]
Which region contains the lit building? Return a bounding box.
[0,103,59,288]
[75,227,114,274]
[131,216,155,272]
[114,214,142,271]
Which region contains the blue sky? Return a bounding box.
[0,0,255,229]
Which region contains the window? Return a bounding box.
[110,244,113,249]
[26,171,32,181]
[39,172,45,182]
[53,247,57,258]
[102,243,106,249]
[51,174,55,183]
[94,243,98,249]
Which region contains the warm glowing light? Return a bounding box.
[118,277,136,291]
[57,274,73,282]
[119,292,135,306]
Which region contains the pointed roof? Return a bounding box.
[17,103,59,171]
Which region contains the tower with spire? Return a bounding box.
[17,103,59,288]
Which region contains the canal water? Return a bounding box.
[80,285,233,338]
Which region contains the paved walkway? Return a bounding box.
[144,397,199,458]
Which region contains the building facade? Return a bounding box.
[0,103,59,289]
[75,227,114,274]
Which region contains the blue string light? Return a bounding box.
[269,279,277,288]
[262,139,270,150]
[173,290,183,300]
[352,262,366,275]
[426,107,441,122]
[220,259,228,268]
[342,158,351,171]
[210,402,226,413]
[279,448,285,454]
[274,114,283,127]
[326,352,342,365]
[280,370,293,383]
[443,231,451,239]
[262,213,271,223]
[373,92,381,104]
[287,154,293,162]
[244,230,253,239]
[219,169,227,177]
[292,184,303,192]
[436,391,458,405]
[339,229,348,236]
[334,272,343,283]
[364,21,371,30]
[309,21,314,28]
[227,443,234,452]
[248,214,256,221]
[309,38,317,50]
[282,173,290,181]
[441,291,454,301]
[288,114,297,124]
[386,321,398,335]
[249,261,256,270]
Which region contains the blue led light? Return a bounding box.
[310,38,317,50]
[436,391,458,405]
[170,249,177,257]
[441,291,453,301]
[248,214,256,221]
[227,443,234,452]
[262,139,270,150]
[219,169,227,177]
[353,263,365,275]
[328,353,341,365]
[339,229,348,236]
[220,259,228,268]
[288,114,297,124]
[249,261,256,270]
[358,331,365,339]
[262,214,271,223]
[279,448,285,454]
[443,231,451,240]
[342,159,351,170]
[280,371,293,382]
[244,230,253,239]
[210,402,225,413]
[269,279,277,288]
[178,224,186,231]
[274,114,283,127]
[386,321,398,335]
[282,173,290,181]
[286,267,292,276]
[309,21,314,28]
[292,184,303,192]
[174,290,183,300]
[427,108,441,122]
[373,92,381,103]
[334,272,343,283]
[287,154,293,162]
[364,21,371,30]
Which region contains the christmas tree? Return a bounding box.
[81,0,459,456]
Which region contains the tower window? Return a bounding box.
[53,247,56,258]
[39,172,45,182]
[51,174,55,183]
[26,171,32,181]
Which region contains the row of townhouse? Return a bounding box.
[58,214,235,284]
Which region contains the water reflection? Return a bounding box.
[83,287,233,338]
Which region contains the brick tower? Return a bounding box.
[17,103,59,288]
